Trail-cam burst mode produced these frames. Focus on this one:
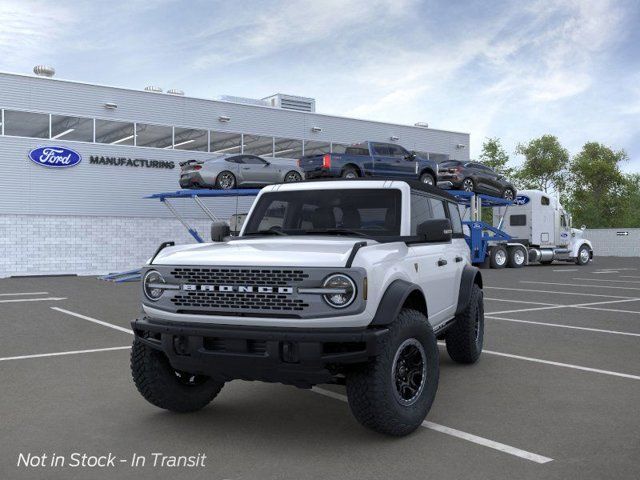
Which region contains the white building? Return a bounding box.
[0,69,470,277]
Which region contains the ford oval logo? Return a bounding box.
[28,146,82,168]
[514,195,530,205]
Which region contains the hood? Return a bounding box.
[152,236,369,267]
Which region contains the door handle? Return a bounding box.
[455,256,463,263]
[242,167,250,170]
[437,259,447,267]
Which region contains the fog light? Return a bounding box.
[322,274,356,308]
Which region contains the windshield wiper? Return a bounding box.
[306,228,371,238]
[244,229,287,236]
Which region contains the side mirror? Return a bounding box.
[404,152,416,160]
[211,221,231,242]
[416,219,452,243]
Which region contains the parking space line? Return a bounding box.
[573,305,640,315]
[553,269,578,272]
[0,346,131,362]
[311,388,553,464]
[0,291,49,296]
[520,281,640,291]
[486,315,640,337]
[573,278,640,284]
[0,297,66,303]
[485,298,559,306]
[621,275,640,279]
[486,286,637,299]
[51,307,133,335]
[481,349,640,381]
[487,305,567,315]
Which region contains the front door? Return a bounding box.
[239,155,273,185]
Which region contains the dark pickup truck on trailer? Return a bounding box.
[298,141,439,185]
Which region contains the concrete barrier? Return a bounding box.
[584,228,640,257]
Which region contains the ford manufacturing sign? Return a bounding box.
[514,195,530,206]
[28,146,82,168]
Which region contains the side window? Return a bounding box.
[510,214,526,226]
[226,156,242,164]
[372,143,390,156]
[541,196,550,206]
[560,215,567,227]
[387,145,406,158]
[410,193,432,234]
[447,202,463,235]
[243,155,267,165]
[429,198,447,220]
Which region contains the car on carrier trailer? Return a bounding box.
[131,180,484,436]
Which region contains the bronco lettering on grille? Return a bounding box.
[182,285,294,294]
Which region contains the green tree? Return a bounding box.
[566,142,628,228]
[479,137,514,177]
[619,174,640,227]
[514,135,569,193]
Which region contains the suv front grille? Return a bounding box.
[170,291,309,312]
[170,268,309,286]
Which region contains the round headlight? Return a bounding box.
[143,270,166,301]
[322,274,356,308]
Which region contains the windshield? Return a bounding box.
[243,189,402,238]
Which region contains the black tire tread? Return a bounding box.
[131,338,224,413]
[445,284,484,364]
[346,309,439,436]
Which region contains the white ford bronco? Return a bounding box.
[131,180,484,436]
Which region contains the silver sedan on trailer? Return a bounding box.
[179,154,305,189]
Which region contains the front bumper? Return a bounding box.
[132,317,388,387]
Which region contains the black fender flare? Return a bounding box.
[370,279,427,326]
[455,265,483,315]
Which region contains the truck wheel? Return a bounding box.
[419,172,435,185]
[215,171,236,189]
[489,245,507,269]
[576,245,591,265]
[346,309,439,436]
[445,283,484,364]
[131,338,224,413]
[341,166,359,179]
[507,246,526,268]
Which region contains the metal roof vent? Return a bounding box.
[144,86,163,93]
[414,122,429,128]
[167,89,184,96]
[33,65,55,77]
[262,93,316,112]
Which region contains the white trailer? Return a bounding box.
[494,189,593,265]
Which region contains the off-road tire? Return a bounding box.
[341,166,359,179]
[507,246,526,268]
[346,309,439,436]
[131,338,224,413]
[419,172,435,185]
[489,245,508,269]
[445,284,484,364]
[575,245,591,266]
[215,171,236,190]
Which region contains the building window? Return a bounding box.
[51,114,94,142]
[303,140,331,156]
[244,135,274,156]
[135,123,173,149]
[4,110,49,138]
[173,127,208,151]
[273,137,303,159]
[95,119,135,145]
[211,131,243,154]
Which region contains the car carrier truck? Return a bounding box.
[494,189,593,266]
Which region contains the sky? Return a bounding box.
[1,0,639,171]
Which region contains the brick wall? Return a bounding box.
[0,214,214,277]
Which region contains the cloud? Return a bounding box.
[0,1,75,65]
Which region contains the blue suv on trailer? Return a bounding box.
[298,141,439,185]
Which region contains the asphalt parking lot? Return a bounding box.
[2,257,639,480]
